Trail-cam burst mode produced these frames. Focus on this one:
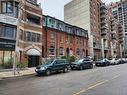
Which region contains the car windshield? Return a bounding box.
[44,59,54,65]
[74,59,83,64]
[97,58,103,61]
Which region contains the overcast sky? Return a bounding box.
[38,0,120,20]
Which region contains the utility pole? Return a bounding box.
[13,0,23,75]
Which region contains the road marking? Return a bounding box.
[73,80,108,95]
[111,74,120,80]
[87,80,108,90]
[73,74,122,95]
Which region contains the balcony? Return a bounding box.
[101,30,107,35]
[0,14,18,25]
[100,15,106,19]
[104,47,110,50]
[100,3,106,9]
[112,35,116,39]
[101,25,107,30]
[27,14,41,26]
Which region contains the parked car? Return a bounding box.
[117,58,125,64]
[71,58,93,70]
[35,59,70,76]
[95,58,110,66]
[121,58,127,63]
[109,58,119,65]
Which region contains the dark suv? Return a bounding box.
[71,58,93,70]
[35,59,70,75]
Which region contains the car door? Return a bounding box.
[52,60,64,71]
[83,58,89,68]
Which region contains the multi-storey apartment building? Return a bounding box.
[64,0,117,59]
[64,0,102,59]
[110,0,127,55]
[0,0,43,67]
[100,2,112,58]
[42,15,88,58]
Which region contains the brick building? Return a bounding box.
[42,15,88,58]
[0,0,43,67]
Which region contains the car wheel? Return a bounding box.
[90,65,93,69]
[63,67,68,73]
[79,66,83,70]
[45,70,51,76]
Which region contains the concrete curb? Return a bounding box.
[0,72,36,80]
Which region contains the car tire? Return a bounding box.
[63,67,68,73]
[45,69,51,76]
[79,66,83,70]
[90,65,93,69]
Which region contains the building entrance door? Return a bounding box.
[28,56,39,67]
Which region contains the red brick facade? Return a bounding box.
[42,27,88,58]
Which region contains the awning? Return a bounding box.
[26,49,41,56]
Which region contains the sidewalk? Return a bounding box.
[0,67,36,80]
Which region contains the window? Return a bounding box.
[7,2,13,12]
[32,33,36,42]
[26,32,30,41]
[70,36,73,44]
[1,2,13,13]
[76,48,80,55]
[2,2,6,13]
[49,46,55,55]
[59,47,64,55]
[19,30,23,40]
[77,38,79,44]
[2,26,16,39]
[60,34,63,43]
[27,14,41,25]
[37,34,40,42]
[51,32,54,39]
[32,33,41,42]
[66,35,68,43]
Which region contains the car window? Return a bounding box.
[55,60,65,64]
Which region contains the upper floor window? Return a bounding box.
[19,30,23,40]
[32,33,36,42]
[37,34,40,42]
[26,32,30,41]
[51,32,55,39]
[27,14,41,25]
[60,34,63,43]
[32,33,41,42]
[1,2,13,13]
[0,26,16,39]
[5,26,16,39]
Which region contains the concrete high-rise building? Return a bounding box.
[64,0,124,59]
[110,0,127,54]
[64,0,102,59]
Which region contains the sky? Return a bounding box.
[38,0,120,20]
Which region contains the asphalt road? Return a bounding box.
[0,64,127,95]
